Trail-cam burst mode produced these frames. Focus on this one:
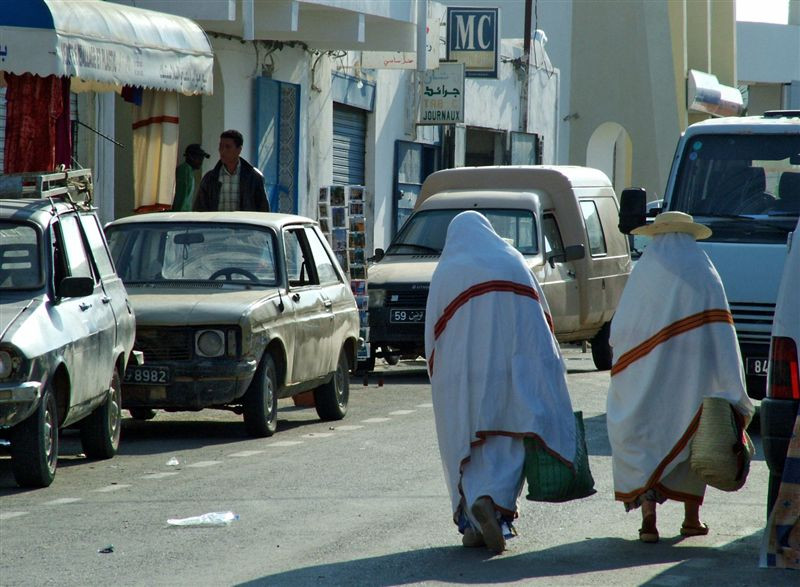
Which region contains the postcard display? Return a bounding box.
[318,185,370,361]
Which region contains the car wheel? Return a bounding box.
[243,354,278,438]
[11,381,59,488]
[80,367,122,459]
[591,322,613,371]
[128,408,157,421]
[314,348,349,421]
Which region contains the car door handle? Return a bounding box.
[323,300,332,309]
[102,296,111,304]
[79,302,92,311]
[292,293,300,302]
[567,270,576,278]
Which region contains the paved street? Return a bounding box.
[0,347,793,586]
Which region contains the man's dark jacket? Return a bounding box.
[193,158,270,212]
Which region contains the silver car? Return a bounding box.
[0,196,135,487]
[105,212,360,437]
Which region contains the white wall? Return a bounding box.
[737,21,800,83]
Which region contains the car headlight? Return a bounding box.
[368,288,386,307]
[0,350,14,379]
[196,330,225,358]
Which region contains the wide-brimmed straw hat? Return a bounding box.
[631,211,712,240]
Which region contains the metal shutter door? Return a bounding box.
[333,104,366,186]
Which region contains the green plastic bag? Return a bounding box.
[524,411,596,502]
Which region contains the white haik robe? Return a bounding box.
[607,233,754,505]
[424,211,576,524]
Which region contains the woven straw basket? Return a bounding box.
[690,397,754,492]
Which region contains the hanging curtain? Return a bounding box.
[131,89,179,213]
[4,73,71,174]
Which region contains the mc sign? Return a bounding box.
[446,7,498,78]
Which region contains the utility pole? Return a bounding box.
[520,0,533,132]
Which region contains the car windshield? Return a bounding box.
[671,133,800,243]
[0,221,43,290]
[387,209,538,255]
[106,222,279,286]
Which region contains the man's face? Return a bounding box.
[187,154,205,169]
[219,138,242,167]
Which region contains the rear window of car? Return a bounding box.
[0,221,43,290]
[106,222,279,286]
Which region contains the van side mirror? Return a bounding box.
[618,188,648,234]
[58,276,94,298]
[371,248,385,263]
[548,244,585,267]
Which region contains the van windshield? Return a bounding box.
[387,209,538,255]
[671,133,800,243]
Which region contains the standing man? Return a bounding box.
[193,129,270,212]
[173,143,209,211]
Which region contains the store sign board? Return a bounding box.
[417,62,465,125]
[446,7,498,78]
[361,19,440,70]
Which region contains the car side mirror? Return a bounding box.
[548,244,585,267]
[58,276,94,298]
[371,248,385,262]
[618,188,648,234]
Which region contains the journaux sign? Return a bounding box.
[446,7,498,78]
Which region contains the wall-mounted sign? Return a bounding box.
[418,62,465,125]
[446,7,498,78]
[361,19,440,70]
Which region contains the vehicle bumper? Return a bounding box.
[760,397,800,478]
[369,307,425,355]
[0,381,42,428]
[122,359,257,410]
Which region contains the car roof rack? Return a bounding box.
[0,168,93,204]
[762,110,800,119]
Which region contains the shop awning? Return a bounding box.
[0,0,213,95]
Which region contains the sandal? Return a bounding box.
[680,522,709,536]
[638,528,659,543]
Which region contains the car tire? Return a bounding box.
[128,408,157,421]
[314,348,349,421]
[591,322,613,371]
[11,381,59,488]
[80,367,122,459]
[243,354,278,438]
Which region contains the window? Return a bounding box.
[580,201,607,256]
[58,215,93,279]
[542,214,564,257]
[305,227,339,285]
[284,228,318,287]
[0,222,42,290]
[80,214,116,279]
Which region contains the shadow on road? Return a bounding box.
[236,531,774,586]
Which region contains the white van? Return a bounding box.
[366,165,632,371]
[619,110,800,399]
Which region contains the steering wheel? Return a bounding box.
[209,267,259,282]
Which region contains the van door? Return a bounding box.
[539,213,581,334]
[578,196,630,328]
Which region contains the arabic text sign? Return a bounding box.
[418,62,465,125]
[361,19,440,70]
[446,7,498,78]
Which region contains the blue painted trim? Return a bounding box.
[1,0,54,29]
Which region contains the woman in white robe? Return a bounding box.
[424,211,577,554]
[607,211,754,543]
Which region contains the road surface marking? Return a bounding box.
[362,417,390,423]
[649,577,689,586]
[389,410,415,415]
[416,403,433,408]
[268,441,303,447]
[43,497,82,505]
[332,425,364,431]
[186,460,222,468]
[93,484,132,493]
[229,450,265,457]
[141,472,180,479]
[0,511,29,521]
[302,432,334,438]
